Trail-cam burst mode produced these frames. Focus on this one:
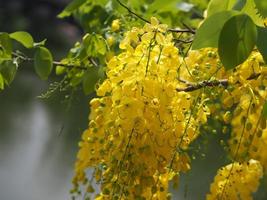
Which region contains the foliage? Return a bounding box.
[1,0,267,199]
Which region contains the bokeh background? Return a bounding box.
[0,0,266,200]
[0,0,89,199]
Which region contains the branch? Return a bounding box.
[115,0,195,34]
[89,57,98,67]
[12,52,88,70]
[176,73,261,92]
[116,0,150,23]
[168,28,195,34]
[176,79,228,92]
[174,38,194,44]
[52,61,87,70]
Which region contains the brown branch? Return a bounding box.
[182,22,195,33]
[168,28,195,34]
[174,38,194,44]
[176,73,262,92]
[12,52,88,70]
[247,73,261,80]
[176,79,228,92]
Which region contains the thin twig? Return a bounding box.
[168,28,195,34]
[89,57,98,67]
[52,61,87,70]
[12,52,88,70]
[182,22,195,33]
[178,78,194,86]
[116,0,150,23]
[115,0,195,34]
[174,38,194,44]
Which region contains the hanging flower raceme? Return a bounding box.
[72,18,207,199]
[177,46,267,200]
[207,159,263,200]
[221,52,267,171]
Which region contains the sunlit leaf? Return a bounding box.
[55,65,66,75]
[10,31,34,48]
[0,33,12,55]
[147,0,178,14]
[241,0,265,26]
[84,33,107,57]
[206,0,236,17]
[254,0,267,18]
[0,60,17,85]
[192,11,238,49]
[34,47,53,80]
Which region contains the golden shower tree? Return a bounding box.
[1,0,267,199]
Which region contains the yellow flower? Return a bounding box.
[72,17,209,199]
[207,160,263,200]
[107,36,115,46]
[111,19,120,32]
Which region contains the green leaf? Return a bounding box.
[58,0,87,18]
[55,65,66,75]
[192,11,238,50]
[83,67,99,95]
[0,33,12,55]
[34,47,53,80]
[218,14,257,70]
[206,0,236,17]
[98,66,106,81]
[256,27,267,63]
[70,71,84,87]
[83,33,107,57]
[263,102,267,119]
[241,0,265,27]
[0,73,4,90]
[254,0,267,18]
[233,0,247,11]
[9,31,34,48]
[0,60,17,85]
[147,0,178,14]
[94,35,107,56]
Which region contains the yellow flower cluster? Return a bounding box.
[72,18,208,199]
[181,48,226,82]
[180,49,267,200]
[207,159,263,200]
[71,15,267,199]
[111,19,120,32]
[222,53,267,168]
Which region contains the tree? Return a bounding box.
[1,0,267,199]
